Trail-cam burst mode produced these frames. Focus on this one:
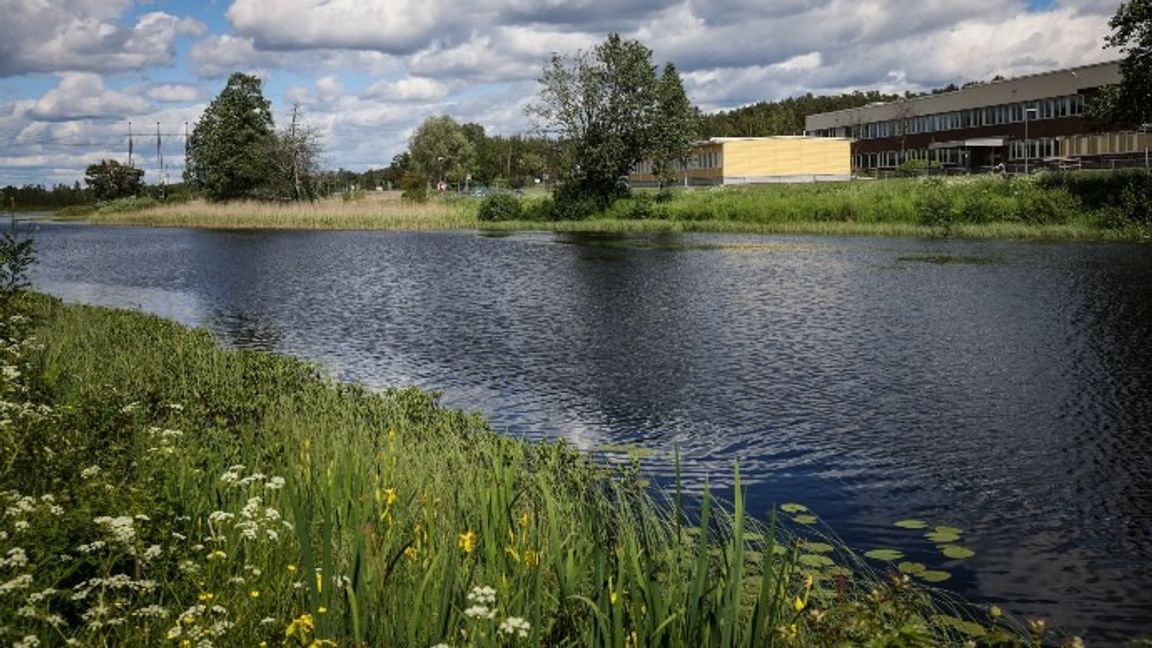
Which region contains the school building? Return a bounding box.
[628,136,852,187]
[804,61,1150,173]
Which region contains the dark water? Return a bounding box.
[22,220,1152,642]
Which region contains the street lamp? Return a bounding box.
[1140,123,1151,169]
[1023,107,1038,174]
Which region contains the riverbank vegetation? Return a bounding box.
[0,233,1059,646]
[81,171,1152,242]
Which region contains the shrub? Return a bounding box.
[521,197,556,221]
[95,196,159,214]
[477,192,523,222]
[914,179,956,228]
[896,159,942,177]
[1016,185,1078,225]
[399,171,428,203]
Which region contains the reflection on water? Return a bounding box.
[24,221,1152,642]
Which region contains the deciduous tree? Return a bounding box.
[1087,0,1152,127]
[186,72,276,201]
[650,63,699,189]
[408,115,476,187]
[83,159,144,201]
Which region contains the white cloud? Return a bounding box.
[365,77,452,102]
[147,84,200,103]
[27,73,152,122]
[0,2,204,77]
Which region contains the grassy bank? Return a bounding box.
[76,172,1152,242]
[0,289,1050,646]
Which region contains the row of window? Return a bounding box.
[814,94,1085,141]
[855,138,1060,168]
[631,151,723,174]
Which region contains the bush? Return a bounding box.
[895,159,942,177]
[914,179,956,228]
[1015,184,1078,225]
[95,196,159,214]
[521,197,556,221]
[399,171,428,203]
[477,192,523,222]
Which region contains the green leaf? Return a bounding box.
[894,519,928,530]
[934,526,963,535]
[780,503,808,514]
[898,561,926,575]
[933,615,987,637]
[799,554,834,568]
[800,542,834,554]
[792,514,818,525]
[864,549,904,561]
[939,545,975,560]
[925,530,962,544]
[916,570,951,583]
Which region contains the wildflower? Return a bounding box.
[464,605,495,619]
[523,550,540,567]
[318,606,327,614]
[287,564,297,573]
[265,476,286,490]
[498,617,531,638]
[1,574,33,594]
[166,625,182,639]
[404,546,418,561]
[208,550,227,561]
[457,530,477,554]
[468,586,497,605]
[793,595,806,613]
[285,613,314,637]
[93,515,136,546]
[989,605,1002,619]
[249,590,260,598]
[383,488,397,506]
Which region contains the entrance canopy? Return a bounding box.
[929,137,1007,149]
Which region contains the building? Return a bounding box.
[629,136,851,187]
[805,61,1150,173]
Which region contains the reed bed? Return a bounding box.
[0,285,1052,646]
[88,196,478,230]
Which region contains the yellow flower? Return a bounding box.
[458,530,477,554]
[793,595,806,613]
[610,589,618,605]
[318,606,328,615]
[989,605,1002,619]
[404,546,419,561]
[287,564,298,573]
[384,488,397,506]
[198,592,214,602]
[250,590,260,598]
[208,549,227,561]
[523,550,540,567]
[286,613,315,637]
[315,571,323,593]
[309,640,338,648]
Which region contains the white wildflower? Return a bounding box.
[1,574,33,594]
[468,585,497,606]
[499,617,531,638]
[464,605,495,619]
[2,547,28,568]
[93,516,136,546]
[12,635,40,648]
[265,476,286,490]
[80,465,101,480]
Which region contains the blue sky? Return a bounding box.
[0,0,1121,186]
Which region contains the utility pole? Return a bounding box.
[290,104,302,201]
[156,122,165,199]
[127,121,134,167]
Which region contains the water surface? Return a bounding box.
[24,221,1152,641]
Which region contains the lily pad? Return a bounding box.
[894,519,928,530]
[935,526,963,535]
[780,503,808,514]
[863,549,905,561]
[799,554,835,568]
[917,570,952,583]
[939,545,976,560]
[825,566,852,578]
[801,542,835,554]
[926,530,962,544]
[898,561,927,575]
[933,615,987,637]
[792,514,818,525]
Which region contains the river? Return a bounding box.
[20,220,1152,642]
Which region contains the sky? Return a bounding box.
[0,0,1123,187]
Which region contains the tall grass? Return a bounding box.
[0,289,1053,646]
[87,195,477,230]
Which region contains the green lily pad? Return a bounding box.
[780,503,808,514]
[939,545,975,560]
[894,519,928,530]
[933,615,987,637]
[799,554,835,568]
[825,566,852,578]
[792,514,818,525]
[771,545,788,556]
[863,549,904,561]
[917,570,951,583]
[898,561,927,575]
[926,530,962,544]
[801,542,835,554]
[935,526,963,535]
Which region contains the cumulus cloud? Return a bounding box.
[0,2,204,77]
[365,77,453,102]
[147,84,200,103]
[27,74,152,122]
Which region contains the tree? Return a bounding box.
[84,159,144,201]
[258,103,323,201]
[1087,0,1152,127]
[529,33,682,211]
[650,63,699,189]
[186,72,276,201]
[407,115,476,187]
